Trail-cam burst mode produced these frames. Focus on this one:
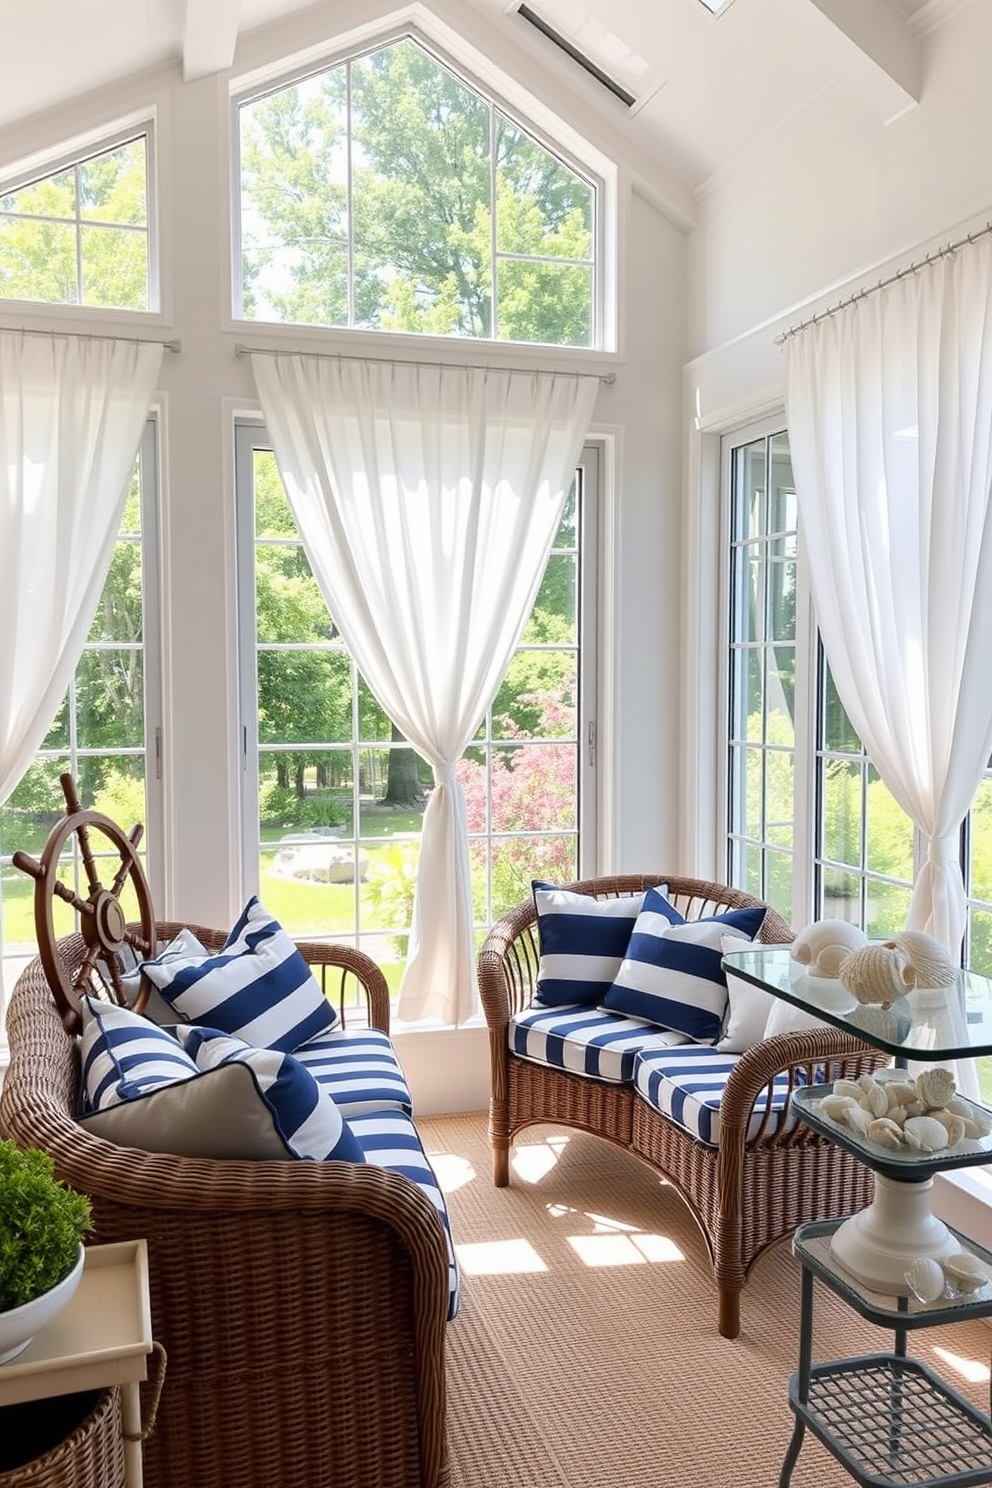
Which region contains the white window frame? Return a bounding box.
[233,419,603,951]
[0,117,160,315]
[228,26,610,351]
[0,415,164,1035]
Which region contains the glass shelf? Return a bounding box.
[723,946,992,1062]
[792,1085,992,1182]
[794,1219,992,1328]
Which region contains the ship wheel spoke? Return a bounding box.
[11,772,158,1035]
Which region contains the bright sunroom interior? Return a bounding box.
[1,0,992,1241]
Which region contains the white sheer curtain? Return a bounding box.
[784,236,992,963]
[250,354,598,1024]
[0,330,163,1004]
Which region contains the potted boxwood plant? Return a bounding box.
[0,1138,92,1363]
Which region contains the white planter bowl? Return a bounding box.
[0,1244,85,1365]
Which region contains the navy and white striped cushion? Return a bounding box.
[601,893,767,1044]
[633,1045,805,1147]
[142,898,337,1053]
[350,1108,460,1320]
[80,996,198,1113]
[510,1004,689,1084]
[532,883,666,1007]
[173,1026,365,1163]
[294,1028,413,1116]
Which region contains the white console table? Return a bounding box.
[0,1240,156,1488]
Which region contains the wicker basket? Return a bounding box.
[0,1387,124,1488]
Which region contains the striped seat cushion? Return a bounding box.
[633,1045,807,1147]
[293,1028,414,1116]
[350,1108,460,1321]
[510,1004,689,1085]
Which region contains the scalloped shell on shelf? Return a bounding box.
[791,920,868,977]
[891,930,957,989]
[905,1255,946,1304]
[915,1067,956,1110]
[866,1117,904,1149]
[839,942,916,1008]
[902,1115,951,1152]
[942,1252,992,1293]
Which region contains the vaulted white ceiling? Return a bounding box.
[0,0,962,211]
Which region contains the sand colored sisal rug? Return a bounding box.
[419,1112,992,1488]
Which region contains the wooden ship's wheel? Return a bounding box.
[12,772,157,1034]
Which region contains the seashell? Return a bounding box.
[941,1251,992,1293]
[792,920,868,978]
[903,1115,950,1152]
[886,1105,909,1125]
[833,1079,865,1101]
[819,1094,859,1123]
[874,1067,911,1083]
[885,1081,918,1110]
[947,1098,992,1137]
[905,1255,947,1303]
[840,942,916,1008]
[848,1000,914,1043]
[915,1067,957,1110]
[860,1081,890,1118]
[866,1117,905,1149]
[843,1102,874,1136]
[891,930,957,989]
[903,1099,926,1119]
[927,1109,966,1148]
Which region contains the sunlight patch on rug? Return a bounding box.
[455,1237,548,1274]
[567,1231,686,1266]
[932,1344,992,1386]
[511,1132,572,1182]
[424,1150,476,1191]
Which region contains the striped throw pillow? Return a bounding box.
[80,996,199,1113]
[173,1026,365,1162]
[532,882,672,1007]
[601,889,767,1044]
[141,897,337,1052]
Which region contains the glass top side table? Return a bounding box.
[722,946,992,1063]
[722,946,992,1295]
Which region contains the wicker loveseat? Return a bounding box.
[478,874,886,1339]
[0,925,452,1488]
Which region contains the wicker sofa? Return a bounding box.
[0,924,452,1488]
[477,874,886,1339]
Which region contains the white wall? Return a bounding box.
[687,1,992,366]
[0,20,688,1110]
[679,0,992,874]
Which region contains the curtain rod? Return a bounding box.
[235,341,616,385]
[0,325,180,352]
[775,219,992,346]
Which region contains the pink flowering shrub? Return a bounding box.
[459,693,577,917]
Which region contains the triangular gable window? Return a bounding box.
[235,35,599,348]
[0,132,151,311]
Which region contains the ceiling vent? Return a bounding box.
[515,4,637,108]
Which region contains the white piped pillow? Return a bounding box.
[717,934,780,1053]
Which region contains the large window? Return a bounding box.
[235,422,598,1002]
[0,421,161,1003]
[725,421,918,931]
[235,35,599,346]
[724,420,992,1100]
[0,130,153,311]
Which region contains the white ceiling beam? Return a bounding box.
[804,0,920,123]
[182,0,243,83]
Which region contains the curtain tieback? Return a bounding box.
[926,835,959,869]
